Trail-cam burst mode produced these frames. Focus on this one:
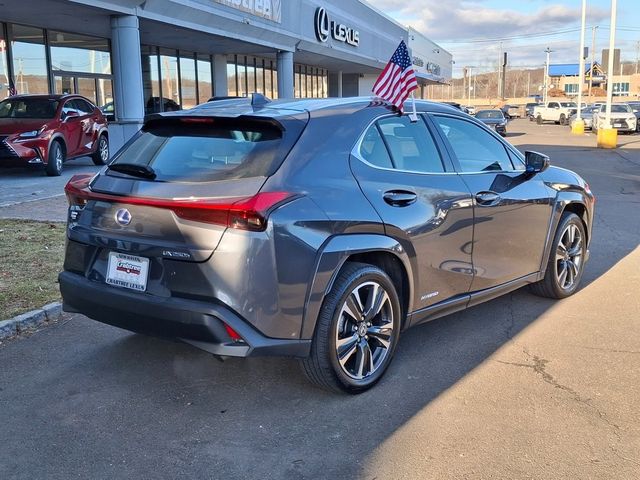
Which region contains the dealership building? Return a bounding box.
[0,0,452,148]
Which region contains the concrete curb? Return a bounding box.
[0,302,63,340]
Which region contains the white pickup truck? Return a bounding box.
[534,101,578,125]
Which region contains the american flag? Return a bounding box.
[372,40,418,113]
[8,80,17,96]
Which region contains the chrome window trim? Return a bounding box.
[351,112,453,176]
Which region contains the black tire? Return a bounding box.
[45,141,64,176]
[559,114,566,125]
[301,262,402,394]
[536,115,543,125]
[91,134,109,165]
[530,213,587,299]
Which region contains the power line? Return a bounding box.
[439,24,640,45]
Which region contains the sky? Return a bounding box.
[367,0,640,77]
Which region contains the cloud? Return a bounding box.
[367,0,612,72]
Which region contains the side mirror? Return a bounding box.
[525,151,550,175]
[62,110,79,122]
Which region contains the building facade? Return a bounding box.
[549,62,639,99]
[0,0,449,148]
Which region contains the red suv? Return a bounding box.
[0,94,109,176]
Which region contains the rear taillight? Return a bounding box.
[224,323,244,342]
[65,174,94,222]
[65,174,94,207]
[62,178,294,232]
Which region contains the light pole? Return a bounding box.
[598,0,618,149]
[544,47,553,104]
[573,0,587,134]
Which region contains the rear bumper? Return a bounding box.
[59,270,311,358]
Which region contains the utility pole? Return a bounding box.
[544,47,553,104]
[604,0,617,130]
[588,26,598,99]
[501,52,507,100]
[575,0,587,129]
[636,40,639,75]
[497,41,503,99]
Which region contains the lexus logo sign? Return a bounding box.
[314,7,360,47]
[314,7,330,42]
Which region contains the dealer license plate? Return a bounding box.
[614,123,622,127]
[106,252,149,291]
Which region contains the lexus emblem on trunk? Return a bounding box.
[115,208,132,226]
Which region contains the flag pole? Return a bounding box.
[409,92,418,122]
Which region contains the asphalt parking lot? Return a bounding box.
[1,119,639,479]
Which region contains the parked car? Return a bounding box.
[0,94,109,176]
[145,96,181,115]
[463,105,476,115]
[534,101,578,125]
[441,101,469,113]
[627,101,640,132]
[60,97,594,393]
[568,106,597,130]
[100,102,115,122]
[474,109,508,136]
[592,104,637,133]
[500,104,520,119]
[526,102,541,120]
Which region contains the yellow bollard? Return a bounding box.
[571,119,585,135]
[597,128,618,149]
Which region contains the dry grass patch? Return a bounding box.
[0,219,65,320]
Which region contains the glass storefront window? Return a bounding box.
[237,59,246,97]
[179,52,197,109]
[256,61,264,95]
[272,68,278,99]
[49,31,110,75]
[0,33,9,100]
[306,67,312,98]
[227,61,237,96]
[10,24,48,95]
[160,48,180,110]
[77,77,97,104]
[197,55,212,101]
[265,63,274,98]
[141,45,160,114]
[247,57,256,95]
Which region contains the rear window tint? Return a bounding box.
[109,120,289,182]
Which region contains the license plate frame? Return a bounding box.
[614,123,622,128]
[106,252,150,292]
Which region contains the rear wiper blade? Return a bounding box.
[108,163,157,180]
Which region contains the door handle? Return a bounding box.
[475,191,501,206]
[383,190,418,207]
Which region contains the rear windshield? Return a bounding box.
[109,119,294,182]
[0,98,59,119]
[476,110,504,119]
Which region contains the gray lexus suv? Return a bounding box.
[60,96,594,393]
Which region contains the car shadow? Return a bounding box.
[18,142,639,478]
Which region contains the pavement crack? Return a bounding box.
[576,345,640,355]
[497,350,621,434]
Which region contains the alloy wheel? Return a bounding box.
[100,137,109,162]
[55,147,63,171]
[335,281,394,380]
[555,223,583,290]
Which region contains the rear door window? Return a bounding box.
[358,115,445,174]
[108,119,294,182]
